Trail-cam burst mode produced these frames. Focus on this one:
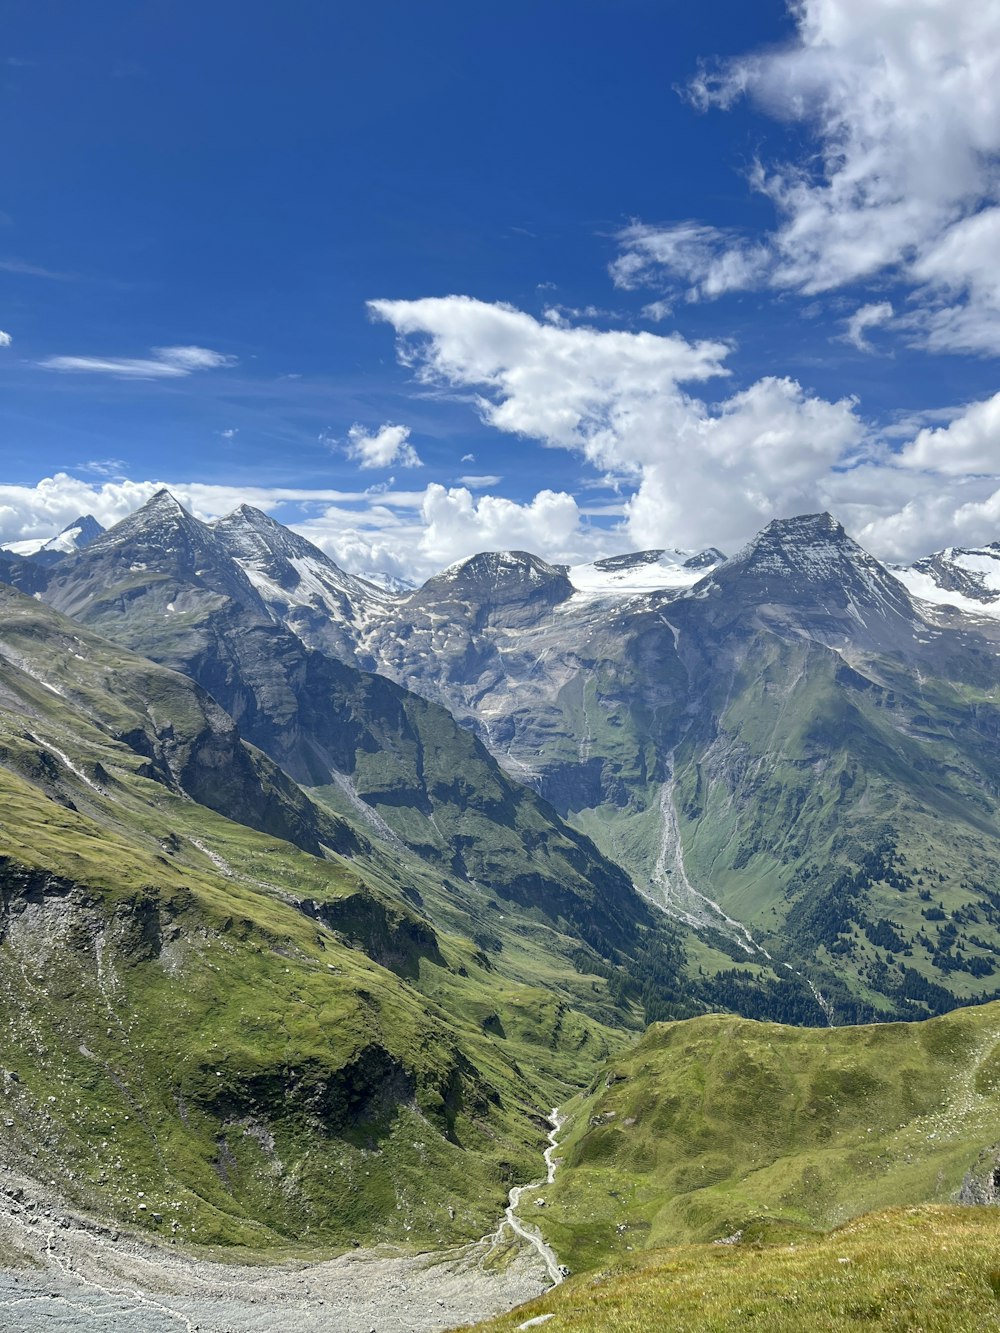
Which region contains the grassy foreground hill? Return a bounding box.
[522,1004,1000,1271]
[463,1002,1000,1332]
[462,1206,1000,1332]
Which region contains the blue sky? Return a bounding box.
[2,0,1000,578]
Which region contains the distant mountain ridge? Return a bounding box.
[9,493,1000,1023]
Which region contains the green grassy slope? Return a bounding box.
[0,586,641,1250]
[673,631,1000,1017]
[462,1206,1000,1333]
[41,496,660,969]
[535,1004,1000,1274]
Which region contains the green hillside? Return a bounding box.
[0,584,641,1250]
[462,1205,1000,1333]
[532,1004,1000,1273]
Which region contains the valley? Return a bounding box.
[3,497,1000,1328]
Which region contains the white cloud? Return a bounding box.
[612,222,768,300]
[2,413,999,585]
[0,330,11,348]
[458,474,503,487]
[370,294,867,552]
[843,301,894,353]
[369,296,732,471]
[0,476,389,550]
[36,345,236,379]
[0,472,621,584]
[367,291,1000,561]
[614,0,1000,352]
[461,452,475,462]
[895,391,1000,476]
[641,299,674,323]
[345,422,423,469]
[416,485,598,569]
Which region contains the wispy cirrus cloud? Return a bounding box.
[0,257,74,280]
[36,345,236,380]
[843,301,894,353]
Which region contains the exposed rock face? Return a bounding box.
[959,1145,1000,1205]
[894,542,1000,619]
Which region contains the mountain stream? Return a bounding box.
[484,1109,566,1287]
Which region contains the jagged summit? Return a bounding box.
[139,487,189,517]
[714,513,882,586]
[693,512,918,639]
[213,502,395,606]
[89,488,197,540]
[592,548,724,573]
[49,513,104,550]
[212,503,324,562]
[2,513,105,564]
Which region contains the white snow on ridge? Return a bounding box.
[568,550,722,599]
[892,568,1000,619]
[893,546,1000,620]
[2,537,47,557]
[237,552,397,630]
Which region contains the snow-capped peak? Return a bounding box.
[2,514,105,563]
[892,543,1000,619]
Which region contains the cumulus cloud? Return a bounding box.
[345,422,423,469]
[418,485,584,567]
[0,476,383,550]
[0,471,620,584]
[843,301,894,353]
[613,0,1000,352]
[36,345,236,379]
[895,391,1000,476]
[0,330,11,348]
[370,294,868,551]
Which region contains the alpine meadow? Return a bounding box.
[4,1,1000,1330]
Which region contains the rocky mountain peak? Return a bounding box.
[55,513,104,547]
[443,549,566,582]
[404,549,574,630]
[695,512,917,637]
[212,503,320,562]
[893,541,1000,618]
[92,488,202,545]
[720,513,876,583]
[413,549,574,612]
[141,487,189,518]
[62,489,228,588]
[1,514,105,565]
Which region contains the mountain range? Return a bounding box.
[4,489,1000,1264]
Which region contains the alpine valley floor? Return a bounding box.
[0,1163,551,1333]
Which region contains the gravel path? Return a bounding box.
[0,1168,551,1332]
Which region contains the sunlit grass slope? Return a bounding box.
[462,1206,1000,1333]
[538,1005,1000,1273]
